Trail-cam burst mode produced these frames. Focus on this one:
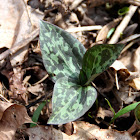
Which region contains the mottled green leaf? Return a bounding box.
[134,103,140,125]
[47,76,97,124]
[80,44,124,85]
[39,20,86,82]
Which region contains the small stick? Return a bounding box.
[66,25,102,32]
[91,82,107,98]
[70,0,84,10]
[33,74,49,85]
[108,5,138,44]
[119,34,140,44]
[0,94,10,102]
[115,71,119,90]
[25,95,45,109]
[121,37,140,53]
[25,91,52,109]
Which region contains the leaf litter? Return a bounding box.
[0,0,139,139]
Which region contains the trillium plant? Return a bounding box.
[39,20,124,125]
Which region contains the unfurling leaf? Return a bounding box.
[47,77,97,124]
[39,20,86,82]
[118,7,129,16]
[80,44,124,85]
[134,103,140,125]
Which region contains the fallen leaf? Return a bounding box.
[9,67,28,103]
[27,84,44,96]
[0,0,31,49]
[96,18,122,43]
[10,0,44,66]
[111,60,130,81]
[72,121,134,140]
[0,104,32,140]
[26,125,68,140]
[26,121,135,140]
[0,101,13,120]
[129,78,140,90]
[133,46,140,74]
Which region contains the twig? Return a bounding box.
[119,34,140,44]
[91,82,107,98]
[121,37,140,53]
[0,94,10,102]
[108,5,138,44]
[25,95,45,109]
[33,74,49,85]
[70,0,84,10]
[66,25,102,32]
[115,71,119,90]
[0,28,39,61]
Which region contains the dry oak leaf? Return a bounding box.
[0,103,32,140]
[26,121,135,140]
[26,125,68,140]
[0,101,13,120]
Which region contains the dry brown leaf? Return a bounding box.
[9,67,28,103]
[0,0,44,66]
[24,0,44,29]
[133,46,140,74]
[0,0,43,48]
[10,0,44,66]
[63,122,73,136]
[0,103,32,140]
[123,23,138,38]
[0,0,31,49]
[0,101,13,120]
[113,83,138,104]
[129,78,140,90]
[27,84,44,96]
[26,125,68,140]
[72,121,135,140]
[110,61,138,104]
[26,121,135,140]
[96,107,114,124]
[96,18,122,43]
[111,60,130,81]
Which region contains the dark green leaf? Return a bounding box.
[134,103,140,125]
[110,101,140,124]
[39,20,86,82]
[47,76,97,124]
[80,44,124,85]
[30,101,46,127]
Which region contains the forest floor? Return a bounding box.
[0,0,140,140]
